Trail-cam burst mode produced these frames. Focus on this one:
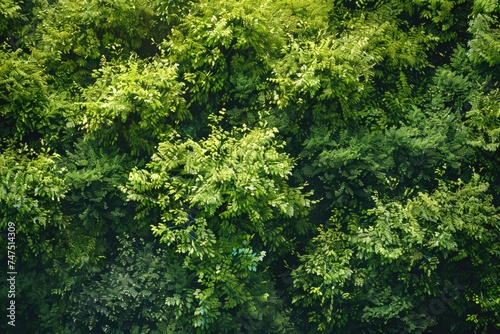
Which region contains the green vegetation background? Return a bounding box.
[1,0,499,332]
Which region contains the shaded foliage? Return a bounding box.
[1,0,499,333]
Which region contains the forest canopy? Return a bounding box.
[1,0,499,333]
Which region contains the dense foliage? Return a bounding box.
[1,0,499,333]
